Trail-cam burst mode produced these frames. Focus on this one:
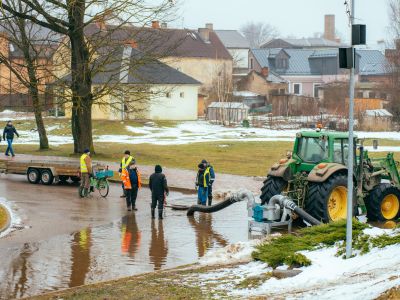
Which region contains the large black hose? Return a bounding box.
[187,190,254,216]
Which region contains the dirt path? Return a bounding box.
[3,154,263,194]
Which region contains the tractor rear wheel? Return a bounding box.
[306,173,354,223]
[260,176,287,205]
[366,184,400,221]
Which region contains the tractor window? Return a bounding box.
[297,137,328,163]
[333,139,349,165]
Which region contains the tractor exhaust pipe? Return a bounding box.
[269,195,321,226]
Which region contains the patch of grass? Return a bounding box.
[235,272,272,289]
[29,266,224,300]
[376,285,400,300]
[0,205,9,231]
[252,220,369,268]
[14,141,293,177]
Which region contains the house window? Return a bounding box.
[313,84,321,98]
[277,58,288,69]
[180,92,185,98]
[381,92,387,100]
[293,83,301,95]
[166,92,171,98]
[369,91,376,99]
[279,89,285,95]
[357,92,364,98]
[250,58,253,69]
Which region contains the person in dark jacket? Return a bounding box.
[196,163,210,205]
[149,165,169,219]
[201,159,215,206]
[121,160,142,211]
[3,121,19,157]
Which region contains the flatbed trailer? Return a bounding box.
[0,158,106,185]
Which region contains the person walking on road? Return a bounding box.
[3,121,19,157]
[119,150,134,198]
[121,160,142,211]
[79,149,92,198]
[201,159,215,206]
[196,162,210,205]
[149,165,169,219]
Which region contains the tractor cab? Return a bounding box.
[292,131,355,173]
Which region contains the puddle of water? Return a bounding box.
[0,201,249,299]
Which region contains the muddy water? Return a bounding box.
[0,196,249,299]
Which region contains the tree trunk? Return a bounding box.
[68,1,94,154]
[32,92,49,149]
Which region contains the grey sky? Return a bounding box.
[176,0,389,46]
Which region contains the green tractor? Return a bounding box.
[261,130,400,223]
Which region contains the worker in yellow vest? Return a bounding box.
[119,150,134,198]
[79,149,92,198]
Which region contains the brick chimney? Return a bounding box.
[261,67,269,78]
[324,14,335,41]
[125,39,138,49]
[198,28,210,43]
[152,21,160,29]
[206,23,213,31]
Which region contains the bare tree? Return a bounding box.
[0,0,58,149]
[240,21,279,48]
[0,0,178,153]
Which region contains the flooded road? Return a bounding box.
[0,175,249,299]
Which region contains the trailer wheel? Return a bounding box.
[366,184,400,221]
[306,173,356,223]
[27,168,40,184]
[41,169,54,185]
[260,176,287,205]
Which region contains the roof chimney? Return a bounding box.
[198,28,210,43]
[125,39,138,49]
[261,67,269,78]
[324,14,335,41]
[205,23,213,31]
[152,21,160,29]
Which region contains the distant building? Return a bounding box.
[249,48,388,98]
[214,29,250,78]
[206,102,249,124]
[57,47,201,121]
[361,109,393,131]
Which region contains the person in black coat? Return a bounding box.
[149,165,169,219]
[3,121,19,157]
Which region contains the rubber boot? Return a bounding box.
[151,208,155,219]
[83,188,89,198]
[78,186,84,198]
[208,198,212,206]
[158,209,163,219]
[197,199,201,205]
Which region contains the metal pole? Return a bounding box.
[346,0,355,259]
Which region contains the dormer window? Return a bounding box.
[276,58,288,69]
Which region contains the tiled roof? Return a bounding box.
[84,23,232,60]
[59,46,201,85]
[214,30,250,49]
[262,37,345,48]
[251,48,389,76]
[364,109,392,117]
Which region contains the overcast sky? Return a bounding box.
[176,0,389,46]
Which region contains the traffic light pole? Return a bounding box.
[346,0,355,259]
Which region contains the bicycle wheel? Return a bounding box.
[98,178,109,198]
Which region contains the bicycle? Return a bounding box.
[88,168,113,198]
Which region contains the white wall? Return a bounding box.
[229,48,249,69]
[149,84,199,120]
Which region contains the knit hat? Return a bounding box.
[155,165,162,173]
[124,150,131,155]
[84,148,90,153]
[201,159,207,164]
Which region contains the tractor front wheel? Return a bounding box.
[260,176,287,205]
[366,184,400,221]
[306,173,354,223]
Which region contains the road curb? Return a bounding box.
[0,203,11,235]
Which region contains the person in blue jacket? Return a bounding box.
[196,163,210,205]
[201,159,215,206]
[3,121,19,157]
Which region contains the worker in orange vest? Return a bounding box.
[121,160,142,211]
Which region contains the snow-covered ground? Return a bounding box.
[8,120,400,148]
[188,227,400,300]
